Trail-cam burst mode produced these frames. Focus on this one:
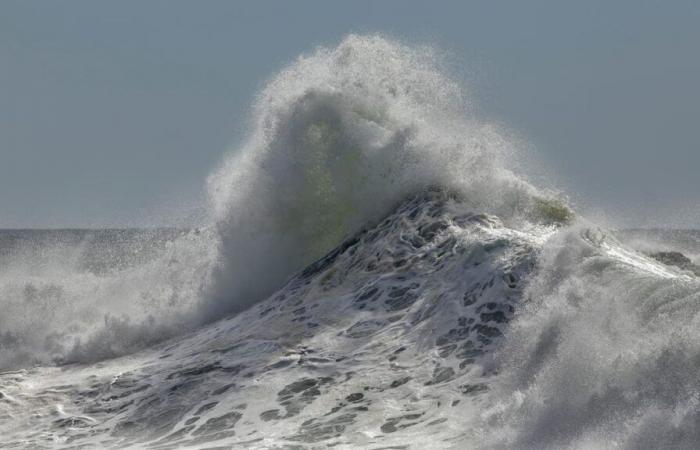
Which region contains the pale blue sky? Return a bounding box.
[2,1,699,227]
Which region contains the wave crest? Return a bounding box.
[204,34,547,318]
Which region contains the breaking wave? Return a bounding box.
[3,32,699,450]
[203,34,557,320]
[0,34,557,370]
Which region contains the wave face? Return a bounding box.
[2,192,698,448]
[1,34,700,448]
[0,191,545,448]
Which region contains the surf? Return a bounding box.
[1,34,699,449]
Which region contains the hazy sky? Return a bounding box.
[2,1,699,228]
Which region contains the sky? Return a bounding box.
[1,0,699,228]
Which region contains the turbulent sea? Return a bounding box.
[2,35,700,449]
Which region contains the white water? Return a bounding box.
[0,229,216,368]
[486,225,700,449]
[1,35,699,449]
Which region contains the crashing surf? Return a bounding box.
[1,35,699,449]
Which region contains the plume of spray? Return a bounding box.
[203,34,545,319]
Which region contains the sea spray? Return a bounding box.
[204,34,547,320]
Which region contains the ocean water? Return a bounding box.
[1,35,699,449]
